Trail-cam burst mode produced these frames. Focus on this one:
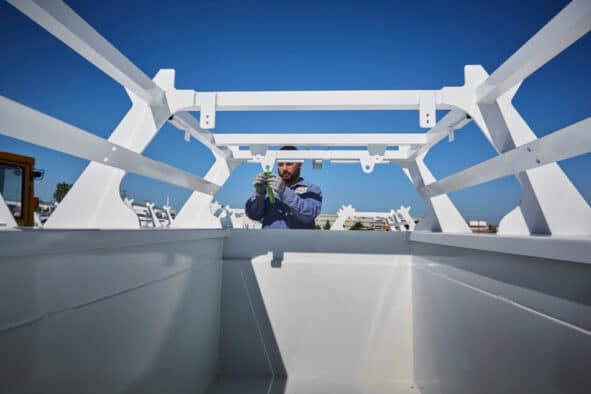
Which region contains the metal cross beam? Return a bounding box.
[0,97,220,196]
[231,150,409,162]
[191,90,446,111]
[420,117,591,198]
[213,133,426,146]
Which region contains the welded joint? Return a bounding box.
[165,89,195,114]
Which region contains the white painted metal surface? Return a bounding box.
[216,230,591,393]
[191,90,445,112]
[0,228,590,393]
[213,133,427,146]
[0,229,225,394]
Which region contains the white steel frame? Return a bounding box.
[1,0,590,235]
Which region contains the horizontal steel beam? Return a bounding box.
[420,117,591,198]
[214,133,426,146]
[8,0,165,105]
[231,149,409,162]
[0,97,220,195]
[477,0,591,103]
[195,90,447,111]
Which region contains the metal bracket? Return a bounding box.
[419,92,436,128]
[312,159,323,170]
[184,130,191,142]
[200,92,217,129]
[447,127,455,142]
[359,152,377,174]
[252,149,276,172]
[261,153,276,172]
[358,145,386,173]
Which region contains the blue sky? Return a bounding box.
[1,0,589,224]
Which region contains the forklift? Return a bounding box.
[0,152,43,227]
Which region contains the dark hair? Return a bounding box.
[280,146,298,151]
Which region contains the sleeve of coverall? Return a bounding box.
[280,184,322,224]
[245,194,265,221]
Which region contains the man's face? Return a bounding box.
[277,162,302,185]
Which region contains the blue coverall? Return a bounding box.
[245,177,322,229]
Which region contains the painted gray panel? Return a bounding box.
[2,229,589,393]
[0,264,222,394]
[0,231,224,394]
[410,231,591,264]
[412,263,591,393]
[410,241,591,330]
[0,229,227,258]
[218,252,416,390]
[219,259,284,379]
[223,229,410,259]
[0,232,224,331]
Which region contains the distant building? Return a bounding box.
[467,220,497,233]
[315,214,338,228]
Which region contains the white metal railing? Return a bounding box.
[0,0,589,235]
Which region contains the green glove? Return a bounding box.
[265,171,276,204]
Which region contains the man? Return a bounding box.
[245,146,322,229]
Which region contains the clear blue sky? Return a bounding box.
[1,0,589,224]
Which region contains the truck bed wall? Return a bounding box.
[1,229,590,393]
[0,230,225,394]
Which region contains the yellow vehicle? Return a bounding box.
[0,152,43,227]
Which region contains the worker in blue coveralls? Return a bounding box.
[245,146,322,229]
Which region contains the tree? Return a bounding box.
[53,182,71,203]
[350,221,366,231]
[323,219,331,230]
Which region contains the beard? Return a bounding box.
[280,169,300,186]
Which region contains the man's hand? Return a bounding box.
[267,173,286,197]
[253,172,267,195]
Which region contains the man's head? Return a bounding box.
[277,146,302,186]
